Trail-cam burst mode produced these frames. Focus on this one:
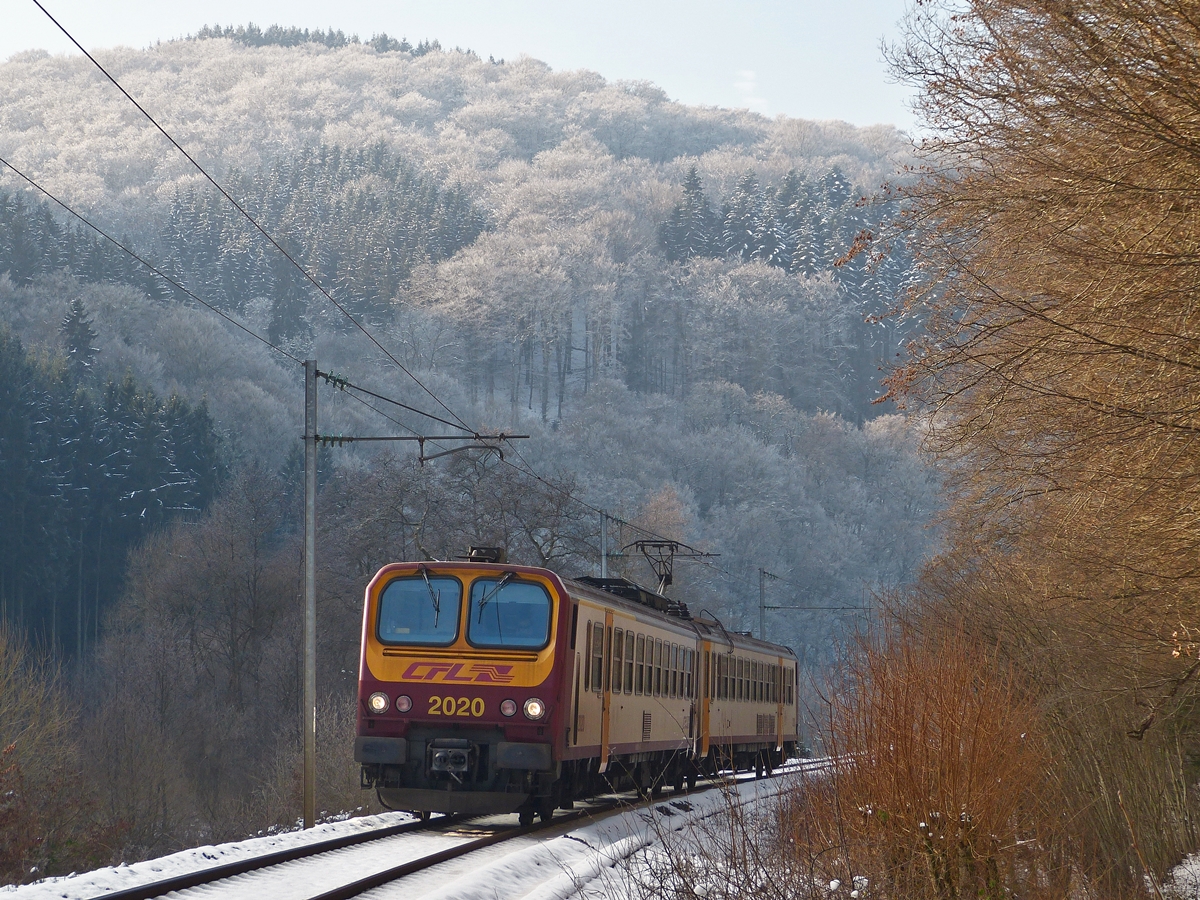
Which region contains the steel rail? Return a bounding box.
[305,765,805,900]
[305,799,624,900]
[86,764,804,900]
[88,813,468,900]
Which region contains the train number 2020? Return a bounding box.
[428,696,485,717]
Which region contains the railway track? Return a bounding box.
[87,767,800,900]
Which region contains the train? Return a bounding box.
[353,551,800,824]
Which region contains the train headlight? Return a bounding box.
[395,695,413,713]
[500,699,517,717]
[523,697,546,720]
[367,692,389,714]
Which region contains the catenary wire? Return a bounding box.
[0,154,303,367]
[31,0,473,433]
[321,374,478,435]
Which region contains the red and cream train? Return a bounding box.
[354,555,800,823]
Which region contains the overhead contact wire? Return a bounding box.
[32,0,473,432]
[502,443,735,579]
[0,154,302,366]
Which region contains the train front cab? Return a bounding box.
[354,563,570,817]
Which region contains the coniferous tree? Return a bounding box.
[659,166,717,262]
[59,297,98,381]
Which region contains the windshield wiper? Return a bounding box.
[476,572,515,621]
[418,565,441,627]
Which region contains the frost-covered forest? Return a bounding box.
[0,30,937,871]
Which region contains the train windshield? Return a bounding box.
[377,575,462,645]
[467,577,552,649]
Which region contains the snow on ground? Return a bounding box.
[378,773,798,900]
[1166,854,1200,900]
[0,811,424,900]
[1,763,819,900]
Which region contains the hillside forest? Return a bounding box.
[0,28,939,877]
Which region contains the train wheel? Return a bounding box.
[686,772,697,790]
[673,767,684,793]
[418,810,431,822]
[518,807,535,827]
[755,755,765,779]
[538,796,555,823]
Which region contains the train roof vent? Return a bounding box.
[575,576,670,613]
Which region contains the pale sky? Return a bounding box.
[3,0,917,129]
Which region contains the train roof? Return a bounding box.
[561,574,797,660]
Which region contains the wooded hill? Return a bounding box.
[0,33,938,873]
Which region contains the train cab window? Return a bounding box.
[591,624,604,692]
[467,578,552,649]
[377,574,462,646]
[635,635,645,694]
[624,632,635,694]
[613,628,624,693]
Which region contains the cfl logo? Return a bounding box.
[402,662,516,683]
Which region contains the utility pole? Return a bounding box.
[303,360,318,829]
[759,568,766,639]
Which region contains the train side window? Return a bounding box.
[751,660,757,701]
[590,623,604,693]
[570,602,578,650]
[703,651,710,700]
[655,639,663,695]
[605,626,613,693]
[635,635,645,694]
[686,649,694,698]
[584,622,592,691]
[624,632,635,694]
[738,658,745,701]
[719,654,726,700]
[666,644,674,697]
[787,667,794,705]
[672,645,680,697]
[612,628,624,693]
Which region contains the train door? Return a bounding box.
[699,641,712,756]
[775,655,785,752]
[599,610,614,773]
